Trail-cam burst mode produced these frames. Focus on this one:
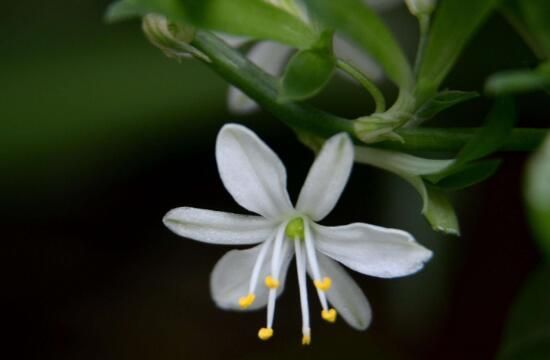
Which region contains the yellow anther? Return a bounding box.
[258,327,274,341]
[238,293,256,309]
[321,308,337,323]
[264,275,280,289]
[314,277,332,292]
[302,335,311,346]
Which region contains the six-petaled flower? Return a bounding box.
[163,124,432,345]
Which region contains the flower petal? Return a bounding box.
[216,124,293,219]
[227,87,259,115]
[314,223,433,278]
[210,242,294,311]
[316,252,372,330]
[163,207,275,245]
[296,133,354,221]
[334,36,384,81]
[218,33,250,47]
[248,41,293,76]
[227,41,292,115]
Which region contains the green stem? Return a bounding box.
[193,31,354,137]
[379,128,547,153]
[191,31,546,153]
[336,59,386,113]
[414,15,431,75]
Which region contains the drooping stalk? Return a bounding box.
[336,59,386,113]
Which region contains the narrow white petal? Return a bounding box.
[248,41,293,76]
[296,133,354,221]
[210,242,293,311]
[217,33,250,47]
[227,86,260,115]
[163,207,274,245]
[226,42,292,115]
[216,124,294,219]
[314,223,433,278]
[334,36,384,81]
[317,252,372,330]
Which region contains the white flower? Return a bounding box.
[163,124,433,345]
[226,0,403,114]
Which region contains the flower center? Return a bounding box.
[285,217,305,240]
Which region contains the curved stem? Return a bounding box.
[191,31,546,153]
[193,31,354,137]
[336,59,386,113]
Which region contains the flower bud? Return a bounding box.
[405,0,437,16]
[142,14,209,62]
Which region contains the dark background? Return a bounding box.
[2,1,545,359]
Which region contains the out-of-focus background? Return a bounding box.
[3,1,548,359]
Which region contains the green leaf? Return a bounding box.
[498,265,550,360]
[525,133,550,257]
[423,185,460,235]
[516,0,550,58]
[485,62,550,95]
[428,97,516,182]
[454,97,516,164]
[402,175,460,235]
[106,0,317,49]
[416,0,500,103]
[279,33,336,102]
[415,90,479,122]
[302,0,413,88]
[500,0,547,59]
[432,159,502,190]
[352,146,459,235]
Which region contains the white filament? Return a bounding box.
[303,220,329,310]
[295,239,311,337]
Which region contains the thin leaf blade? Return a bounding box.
[303,0,413,88]
[106,0,317,49]
[416,0,500,102]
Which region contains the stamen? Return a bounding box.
[321,308,337,323]
[303,220,324,282]
[302,330,311,346]
[295,239,312,347]
[303,220,331,312]
[238,293,256,309]
[266,289,277,329]
[260,223,289,341]
[270,223,287,279]
[243,233,274,307]
[314,277,332,292]
[258,327,273,341]
[264,275,280,289]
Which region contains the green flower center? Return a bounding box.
[285,217,305,240]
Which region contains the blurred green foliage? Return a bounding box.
[1,1,228,191]
[498,265,550,360]
[525,134,550,257]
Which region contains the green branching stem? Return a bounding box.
[191,31,546,153]
[193,31,354,137]
[336,59,386,113]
